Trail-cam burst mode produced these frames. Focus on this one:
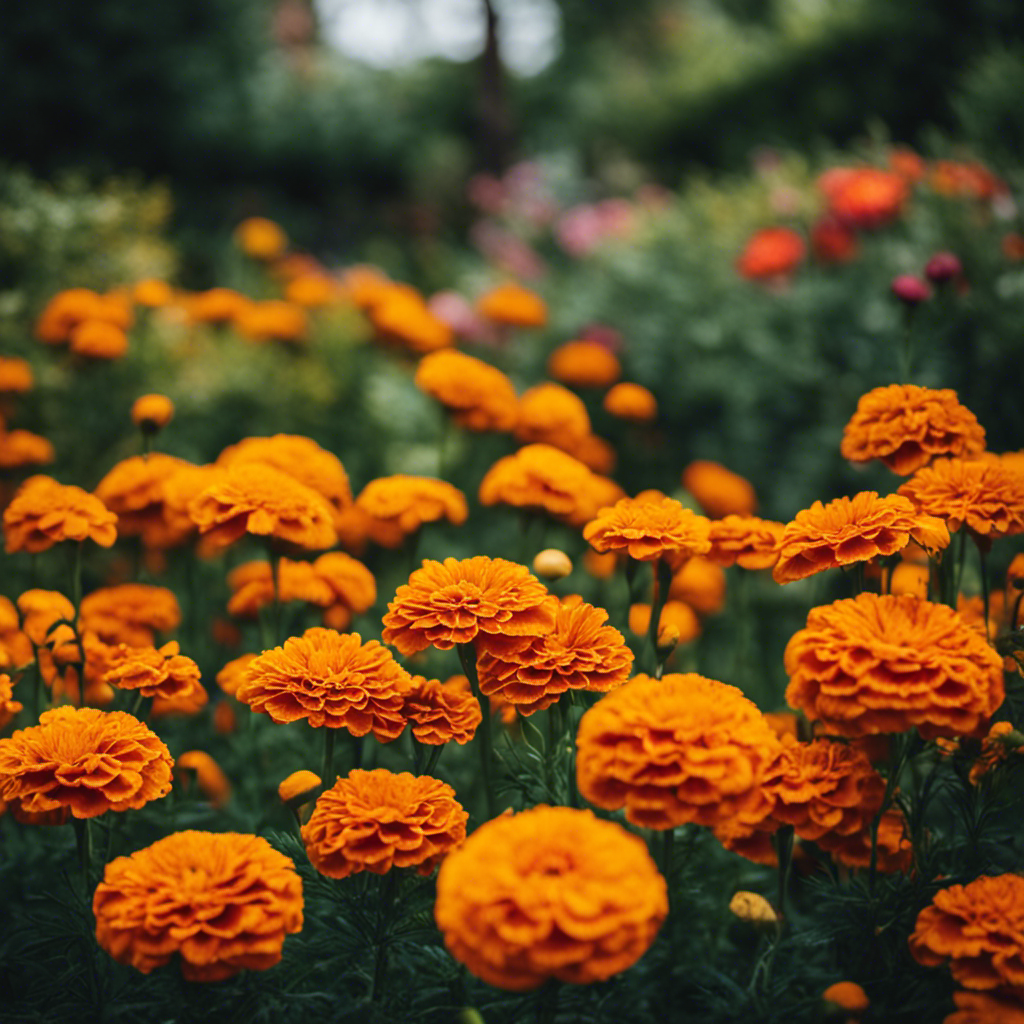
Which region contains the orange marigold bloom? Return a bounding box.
[0,358,33,393]
[890,561,931,599]
[93,830,302,981]
[16,589,75,647]
[823,982,870,1012]
[237,627,412,739]
[930,160,1005,201]
[476,282,547,328]
[0,429,55,469]
[911,874,1024,991]
[899,458,1024,539]
[234,300,308,345]
[382,556,556,658]
[187,288,251,325]
[285,273,339,308]
[216,654,256,697]
[477,596,633,715]
[682,460,758,519]
[628,601,702,646]
[584,496,712,564]
[69,319,129,359]
[132,279,174,308]
[0,706,172,818]
[818,806,913,873]
[131,394,174,432]
[0,673,23,729]
[94,454,190,548]
[514,382,591,453]
[4,475,117,552]
[36,289,132,344]
[547,340,621,389]
[819,167,909,228]
[968,722,1022,784]
[707,515,784,570]
[414,349,518,432]
[785,593,1004,738]
[161,463,221,545]
[369,286,453,353]
[944,990,1024,1024]
[176,750,231,808]
[104,641,202,702]
[841,385,986,476]
[604,382,658,422]
[189,463,337,552]
[402,675,482,744]
[773,491,950,584]
[435,805,667,990]
[303,768,467,878]
[355,475,468,548]
[576,673,782,829]
[79,584,181,646]
[736,227,805,280]
[669,556,727,615]
[234,216,288,259]
[278,770,321,804]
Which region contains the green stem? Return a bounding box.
[870,736,906,890]
[349,733,364,771]
[647,558,673,677]
[773,825,795,923]
[267,544,283,646]
[129,691,148,719]
[69,541,83,614]
[978,540,991,642]
[951,528,968,608]
[73,817,93,894]
[370,869,399,1003]
[850,561,865,597]
[459,643,498,819]
[423,743,445,777]
[537,979,561,1024]
[322,729,336,783]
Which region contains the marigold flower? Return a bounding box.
[785,593,1004,738]
[823,982,870,1012]
[840,385,986,476]
[131,394,174,432]
[736,227,805,280]
[773,491,950,584]
[584,496,712,564]
[36,289,132,344]
[435,805,666,990]
[94,454,190,548]
[369,286,453,353]
[234,216,288,259]
[216,653,256,697]
[17,589,75,647]
[930,160,1005,201]
[160,463,222,545]
[414,349,518,432]
[0,706,172,818]
[4,475,117,553]
[0,429,55,469]
[968,722,1023,784]
[729,890,778,925]
[355,475,468,548]
[93,830,302,981]
[132,279,174,308]
[577,673,782,829]
[278,770,321,805]
[514,383,591,453]
[0,674,23,729]
[603,382,658,422]
[819,806,913,873]
[628,601,701,646]
[899,458,1024,540]
[176,751,231,808]
[187,288,251,325]
[104,641,203,703]
[682,460,757,518]
[819,167,909,228]
[284,273,339,308]
[668,556,726,615]
[79,584,181,646]
[382,556,557,658]
[238,627,412,739]
[402,675,482,744]
[234,300,308,345]
[707,515,784,570]
[547,340,621,388]
[477,596,633,716]
[69,319,129,359]
[944,990,1024,1024]
[0,358,33,393]
[476,282,547,328]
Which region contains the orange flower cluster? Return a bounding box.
[514,382,592,454]
[402,675,482,745]
[0,674,23,729]
[0,429,55,470]
[234,300,309,345]
[69,320,129,359]
[576,673,782,829]
[682,460,757,518]
[93,830,303,981]
[4,475,117,552]
[736,227,805,280]
[186,287,251,325]
[707,515,784,569]
[477,596,633,715]
[302,769,467,878]
[584,496,712,564]
[911,874,1024,992]
[36,288,133,345]
[840,385,986,475]
[547,339,621,388]
[80,584,181,646]
[785,593,1004,738]
[382,556,557,657]
[237,627,412,739]
[0,358,33,393]
[104,641,204,706]
[414,349,518,432]
[94,454,190,548]
[234,216,288,259]
[435,805,667,990]
[354,475,468,547]
[476,282,548,328]
[0,706,172,818]
[773,492,950,584]
[899,458,1024,539]
[603,382,658,422]
[931,160,1005,201]
[369,285,453,353]
[819,167,909,228]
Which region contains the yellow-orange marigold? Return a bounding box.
[603,382,658,422]
[476,282,547,328]
[682,460,758,519]
[93,830,302,981]
[0,429,55,469]
[278,770,321,805]
[668,555,727,615]
[187,288,251,325]
[823,982,870,1012]
[414,349,518,432]
[785,593,1004,738]
[36,289,132,344]
[0,358,33,393]
[234,217,288,260]
[69,320,129,359]
[547,340,621,388]
[176,750,231,808]
[402,675,482,744]
[94,454,190,548]
[514,382,591,453]
[215,654,257,697]
[234,300,308,345]
[132,279,174,308]
[434,805,666,990]
[104,641,203,703]
[369,286,453,353]
[79,584,181,646]
[303,768,467,878]
[707,515,784,570]
[355,475,468,547]
[584,496,712,564]
[131,394,174,432]
[4,475,117,552]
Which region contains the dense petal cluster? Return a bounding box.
[785,593,1005,738]
[0,706,172,818]
[840,385,986,475]
[547,340,621,388]
[104,641,204,703]
[773,491,950,584]
[736,227,805,280]
[707,515,784,569]
[477,596,633,715]
[819,167,909,228]
[355,475,468,547]
[583,496,712,564]
[682,461,758,519]
[402,676,482,744]
[513,383,592,454]
[237,628,412,739]
[0,429,55,469]
[80,585,182,646]
[414,349,518,432]
[302,769,467,878]
[94,454,190,548]
[382,556,557,657]
[93,830,303,981]
[435,805,667,990]
[576,674,782,829]
[603,382,657,422]
[0,674,23,729]
[4,475,118,552]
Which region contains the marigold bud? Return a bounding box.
[891,274,931,305]
[728,890,778,925]
[278,770,322,806]
[131,394,174,434]
[822,981,869,1012]
[532,548,573,579]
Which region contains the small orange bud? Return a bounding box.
[532,548,573,579]
[278,770,322,806]
[131,394,174,433]
[213,700,237,734]
[822,981,869,1012]
[729,890,778,925]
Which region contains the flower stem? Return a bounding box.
[773,825,795,923]
[266,543,283,646]
[322,729,336,783]
[458,643,498,819]
[978,540,991,642]
[73,817,93,894]
[370,869,399,1004]
[647,558,673,676]
[537,979,561,1024]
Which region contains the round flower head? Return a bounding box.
[69,320,129,359]
[682,460,757,518]
[131,394,174,433]
[93,830,302,981]
[234,300,308,345]
[237,627,412,740]
[707,515,784,570]
[94,454,190,548]
[773,491,950,584]
[0,706,172,818]
[104,641,203,703]
[547,340,621,388]
[514,383,591,453]
[161,463,222,546]
[910,874,1024,992]
[35,289,132,344]
[216,653,256,697]
[435,805,667,991]
[354,475,468,548]
[841,385,986,476]
[278,770,321,805]
[899,458,1024,540]
[402,675,482,744]
[176,751,231,808]
[576,673,782,829]
[189,463,337,552]
[729,891,777,925]
[584,496,712,564]
[370,287,453,353]
[477,596,633,716]
[532,548,573,579]
[669,556,727,615]
[79,584,181,646]
[382,556,557,658]
[234,216,288,259]
[736,227,805,280]
[819,167,909,228]
[823,982,870,1013]
[785,593,1004,738]
[0,673,24,729]
[187,288,251,325]
[0,430,55,470]
[414,349,518,432]
[4,475,117,553]
[285,273,339,308]
[476,282,547,328]
[0,358,33,393]
[132,279,174,307]
[892,275,930,305]
[604,382,658,422]
[302,769,467,878]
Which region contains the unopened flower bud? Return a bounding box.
[278,770,322,808]
[728,890,777,925]
[532,548,573,580]
[656,624,681,656]
[822,981,869,1013]
[131,394,175,434]
[891,275,931,305]
[924,251,962,284]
